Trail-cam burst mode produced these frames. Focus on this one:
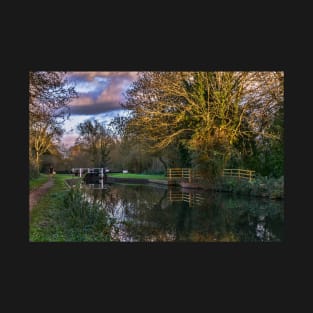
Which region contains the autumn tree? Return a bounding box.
[76,119,114,168]
[111,115,184,173]
[120,71,283,181]
[29,71,77,177]
[236,71,284,177]
[121,72,250,181]
[67,143,94,169]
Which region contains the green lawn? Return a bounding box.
[30,174,111,242]
[29,174,50,192]
[30,174,72,241]
[107,173,167,180]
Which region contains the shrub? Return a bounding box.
[62,186,112,240]
[215,175,284,199]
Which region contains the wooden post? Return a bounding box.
[188,168,191,183]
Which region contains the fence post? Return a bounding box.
[250,171,254,182]
[188,168,191,183]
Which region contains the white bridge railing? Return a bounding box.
[71,168,105,178]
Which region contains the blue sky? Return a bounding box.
[62,72,138,147]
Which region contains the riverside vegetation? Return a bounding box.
[30,174,113,242]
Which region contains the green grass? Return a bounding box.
[29,174,112,242]
[30,174,71,241]
[215,176,284,199]
[58,174,76,182]
[107,173,167,180]
[29,173,50,192]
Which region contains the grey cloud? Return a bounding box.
[66,71,138,115]
[69,101,124,115]
[67,71,138,82]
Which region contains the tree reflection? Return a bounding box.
[84,183,284,242]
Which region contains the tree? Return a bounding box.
[67,143,94,169]
[29,71,76,125]
[30,122,63,165]
[120,71,284,181]
[111,115,188,173]
[29,71,77,177]
[76,119,114,168]
[121,72,250,181]
[233,72,284,176]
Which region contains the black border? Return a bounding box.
[7,27,302,297]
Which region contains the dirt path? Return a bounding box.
[29,178,54,212]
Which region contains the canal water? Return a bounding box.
[83,182,284,242]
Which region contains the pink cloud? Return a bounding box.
[66,71,138,115]
[62,133,78,148]
[67,71,138,81]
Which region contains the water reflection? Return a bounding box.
[82,183,284,242]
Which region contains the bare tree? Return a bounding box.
[29,71,77,175]
[121,71,283,180]
[76,119,114,168]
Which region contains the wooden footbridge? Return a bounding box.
[222,168,255,182]
[167,168,255,182]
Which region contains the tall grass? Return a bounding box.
[30,174,113,242]
[62,186,112,241]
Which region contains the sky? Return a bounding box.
[62,72,139,148]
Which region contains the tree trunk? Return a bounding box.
[35,151,40,168]
[159,156,167,173]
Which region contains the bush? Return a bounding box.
[62,186,112,240]
[215,175,284,199]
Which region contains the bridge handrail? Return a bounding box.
[222,168,255,181]
[167,167,256,182]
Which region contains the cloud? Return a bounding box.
[62,133,79,148]
[60,72,137,147]
[69,101,123,115]
[61,110,130,148]
[67,71,138,81]
[66,71,138,115]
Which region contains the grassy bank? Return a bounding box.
[108,173,167,180]
[214,176,284,199]
[29,174,112,242]
[29,173,50,191]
